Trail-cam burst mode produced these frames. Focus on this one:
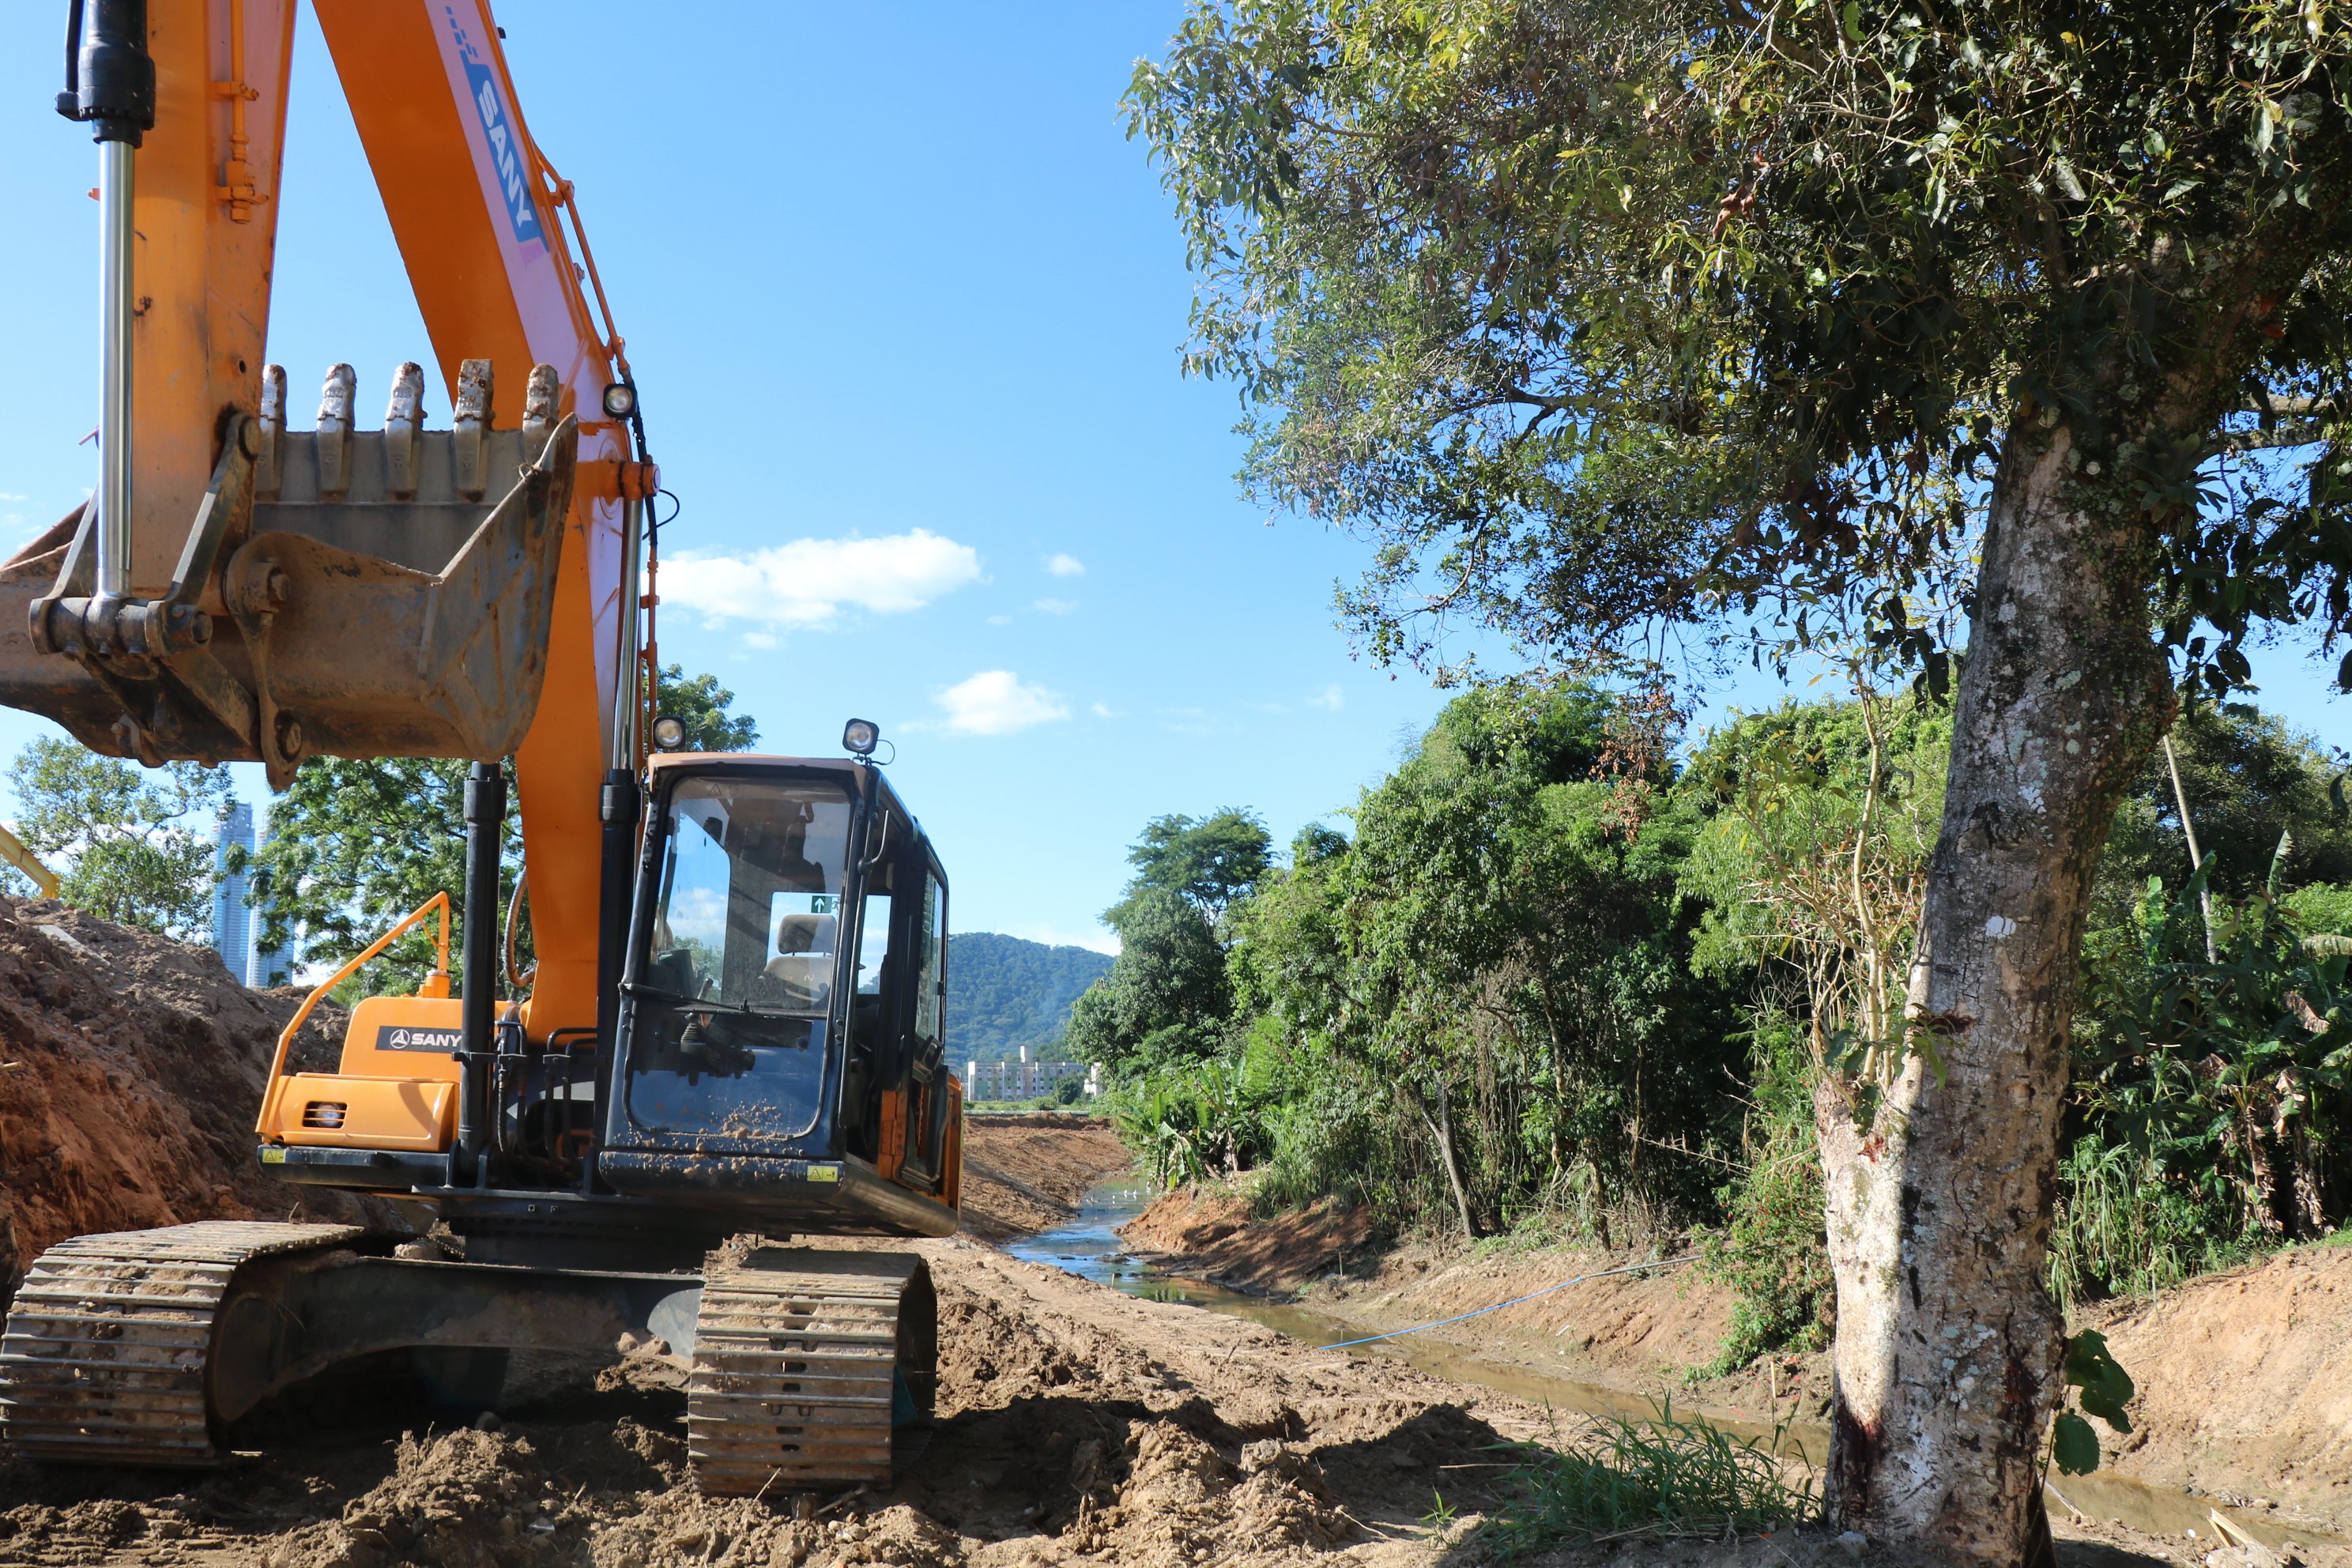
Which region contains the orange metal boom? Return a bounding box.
[13,0,644,1042]
[314,0,638,1038]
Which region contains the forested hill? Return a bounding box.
[947,933,1113,1063]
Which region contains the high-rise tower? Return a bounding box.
[210,803,254,978]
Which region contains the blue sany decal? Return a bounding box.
[444,7,544,247]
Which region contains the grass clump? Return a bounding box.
[1480,1401,1813,1554]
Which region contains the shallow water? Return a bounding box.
[1003,1178,2331,1551]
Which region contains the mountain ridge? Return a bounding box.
[945,931,1111,1064]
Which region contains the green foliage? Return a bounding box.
[1069,810,1271,1074]
[1129,0,2352,699]
[1481,1404,1813,1552]
[654,665,760,752]
[946,933,1112,1062]
[2067,856,2352,1283]
[2045,1136,2260,1317]
[1219,683,1745,1234]
[1698,1019,1833,1369]
[2050,1330,2138,1476]
[6,737,230,937]
[1067,888,1235,1074]
[2096,704,2352,927]
[1110,1032,1290,1187]
[2287,881,2352,936]
[1683,692,1948,1085]
[1112,808,1272,925]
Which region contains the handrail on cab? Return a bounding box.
[254,891,454,1137]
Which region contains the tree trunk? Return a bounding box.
[1818,424,2170,1563]
[1416,1082,1480,1241]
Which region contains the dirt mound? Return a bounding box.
[2083,1242,2352,1533]
[956,1114,1131,1242]
[1123,1186,1375,1293]
[0,897,395,1304]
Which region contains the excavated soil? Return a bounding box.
[2081,1243,2352,1532]
[956,1116,1133,1243]
[1121,1189,1374,1295]
[0,896,397,1306]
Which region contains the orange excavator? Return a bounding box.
[0,0,963,1493]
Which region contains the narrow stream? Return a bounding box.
[1004,1177,2330,1551]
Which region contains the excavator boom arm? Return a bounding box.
[5,0,643,1037]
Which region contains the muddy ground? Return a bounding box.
[2,908,2345,1565]
[6,1216,2328,1568]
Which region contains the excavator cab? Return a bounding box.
[596,753,963,1230]
[251,750,961,1250]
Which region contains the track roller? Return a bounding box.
[687,1249,935,1494]
[0,1221,366,1466]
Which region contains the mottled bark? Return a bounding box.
[1819,424,2171,1562]
[1427,1087,1480,1241]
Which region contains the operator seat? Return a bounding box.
[764,912,835,1009]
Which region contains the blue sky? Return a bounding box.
[2,2,2346,954]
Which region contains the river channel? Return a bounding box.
[1003,1177,2327,1551]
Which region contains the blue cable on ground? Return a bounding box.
[1310,1253,1700,1352]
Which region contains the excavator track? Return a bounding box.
[0,1221,366,1466]
[687,1249,935,1494]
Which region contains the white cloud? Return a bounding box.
[986,613,1014,627]
[0,492,26,503]
[663,529,980,630]
[741,630,779,651]
[1089,701,1121,719]
[1308,683,1345,711]
[933,670,1070,737]
[1031,597,1077,616]
[1044,552,1085,578]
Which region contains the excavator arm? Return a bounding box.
[1,0,649,1038]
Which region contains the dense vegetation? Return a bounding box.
[946,933,1112,1063]
[2,739,230,938]
[1131,0,2352,1542]
[1081,684,2352,1361]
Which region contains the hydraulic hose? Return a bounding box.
[458,761,507,1185]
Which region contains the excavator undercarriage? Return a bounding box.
[0,1222,935,1492]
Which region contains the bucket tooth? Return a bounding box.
[315,364,356,499]
[384,363,424,500]
[255,364,285,498]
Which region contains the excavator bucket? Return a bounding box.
[0,360,576,788]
